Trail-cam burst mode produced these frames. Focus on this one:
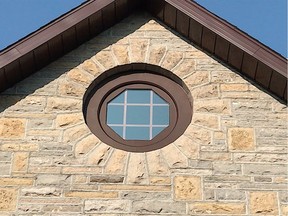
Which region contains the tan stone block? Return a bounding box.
[46,97,81,112]
[161,144,188,168]
[191,84,219,99]
[142,20,167,31]
[56,113,83,128]
[200,152,231,161]
[112,44,129,64]
[104,149,128,174]
[146,150,170,176]
[58,81,86,97]
[127,153,148,184]
[173,135,198,159]
[228,128,255,151]
[87,143,111,166]
[0,178,34,186]
[249,192,278,215]
[192,113,219,130]
[129,39,149,62]
[184,71,210,88]
[0,188,17,211]
[12,152,29,172]
[184,125,212,145]
[81,59,102,76]
[214,131,226,139]
[174,176,201,200]
[0,118,25,138]
[65,191,118,199]
[220,83,249,91]
[161,51,183,70]
[281,205,288,215]
[148,45,166,65]
[63,124,90,143]
[194,100,231,114]
[72,175,87,184]
[29,166,61,174]
[100,184,170,191]
[189,202,246,214]
[94,50,116,69]
[67,68,93,86]
[75,134,100,157]
[174,59,196,78]
[62,167,102,174]
[0,143,38,152]
[150,176,171,185]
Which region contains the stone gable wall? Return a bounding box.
[0,12,287,215]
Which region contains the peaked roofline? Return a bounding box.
[0,0,287,102]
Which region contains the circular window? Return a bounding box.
[83,64,193,152]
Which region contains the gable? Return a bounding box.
[0,0,287,103]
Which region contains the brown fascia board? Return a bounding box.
[166,0,287,77]
[0,0,114,68]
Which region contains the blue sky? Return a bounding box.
[195,0,287,57]
[0,0,287,57]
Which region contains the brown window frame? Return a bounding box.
[83,65,193,152]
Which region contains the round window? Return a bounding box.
[83,64,193,152]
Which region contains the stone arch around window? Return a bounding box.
[83,63,193,152]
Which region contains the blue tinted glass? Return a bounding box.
[107,105,124,124]
[153,106,169,125]
[110,126,123,138]
[109,92,125,104]
[126,106,150,125]
[153,92,168,104]
[127,90,150,104]
[126,126,150,140]
[152,127,166,138]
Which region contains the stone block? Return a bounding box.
[173,59,196,78]
[104,149,128,174]
[56,113,83,128]
[100,184,170,192]
[87,143,111,166]
[249,192,278,215]
[112,44,129,64]
[192,113,219,130]
[58,81,86,97]
[0,188,17,211]
[161,144,188,168]
[184,125,212,145]
[173,135,198,159]
[90,175,124,184]
[148,45,166,65]
[121,191,171,200]
[0,118,25,138]
[67,68,93,85]
[194,99,230,114]
[132,200,186,214]
[0,178,34,186]
[146,150,170,175]
[63,124,90,143]
[191,84,219,99]
[216,189,246,200]
[174,176,202,200]
[65,191,118,199]
[243,164,287,176]
[234,153,287,164]
[189,202,246,214]
[21,187,61,197]
[94,50,116,69]
[46,97,81,112]
[81,59,102,76]
[75,134,99,157]
[0,163,10,176]
[127,153,148,184]
[220,83,249,91]
[36,175,71,185]
[213,163,241,175]
[12,152,29,172]
[161,51,183,70]
[228,128,255,151]
[85,200,130,213]
[184,71,209,88]
[149,176,171,185]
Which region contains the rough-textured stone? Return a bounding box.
[146,150,170,175]
[0,188,17,211]
[85,200,130,213]
[56,113,83,128]
[21,187,61,197]
[104,149,127,175]
[192,113,219,130]
[161,144,188,168]
[90,175,124,184]
[244,164,287,175]
[87,143,111,166]
[234,153,287,164]
[161,51,183,70]
[112,44,129,64]
[12,152,29,172]
[189,202,246,214]
[184,71,209,88]
[174,176,201,200]
[216,189,246,200]
[65,191,118,199]
[148,45,166,65]
[81,59,102,76]
[58,81,86,97]
[249,192,278,215]
[75,134,100,157]
[132,200,186,214]
[127,153,148,184]
[122,191,171,200]
[67,68,93,85]
[0,178,34,186]
[0,143,39,152]
[213,163,242,175]
[0,118,25,138]
[228,128,255,151]
[184,125,212,145]
[46,97,81,112]
[191,84,219,99]
[129,39,148,62]
[94,50,116,69]
[63,124,90,143]
[36,175,71,185]
[194,100,230,114]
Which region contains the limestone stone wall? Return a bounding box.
[0,13,287,215]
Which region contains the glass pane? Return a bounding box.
[152,127,166,138]
[110,126,123,138]
[153,106,169,125]
[127,90,150,104]
[109,92,125,104]
[107,105,124,124]
[126,126,150,140]
[153,92,168,104]
[126,106,150,125]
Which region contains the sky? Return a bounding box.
[0,0,86,51]
[0,0,287,57]
[195,0,287,57]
